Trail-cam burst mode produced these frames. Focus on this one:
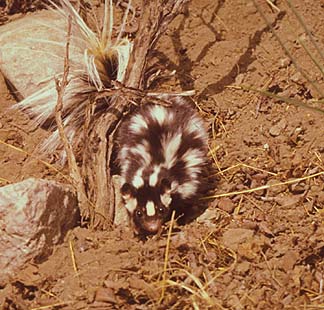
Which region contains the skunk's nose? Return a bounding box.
[142,218,162,235]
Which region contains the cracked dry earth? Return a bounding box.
[1,0,324,309]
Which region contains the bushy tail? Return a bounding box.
[14,0,133,163]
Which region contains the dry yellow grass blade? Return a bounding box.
[156,231,237,308]
[265,0,280,12]
[203,170,324,199]
[40,288,61,300]
[0,176,11,184]
[69,239,79,276]
[31,301,72,310]
[158,210,176,304]
[284,0,324,64]
[165,268,225,308]
[208,143,224,178]
[214,162,277,177]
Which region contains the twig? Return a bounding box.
[203,170,324,199]
[159,210,176,304]
[54,15,90,218]
[68,238,82,287]
[265,0,280,12]
[0,176,11,184]
[30,302,73,310]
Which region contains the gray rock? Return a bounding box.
[0,10,83,99]
[0,178,78,286]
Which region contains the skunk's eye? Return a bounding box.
[158,207,165,214]
[135,210,143,217]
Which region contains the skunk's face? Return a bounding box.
[121,179,172,234]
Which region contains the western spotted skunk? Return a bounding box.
[115,96,209,234]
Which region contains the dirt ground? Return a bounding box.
[1,0,324,309]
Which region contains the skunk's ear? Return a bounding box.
[120,183,137,214]
[121,183,136,198]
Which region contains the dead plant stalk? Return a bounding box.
[54,15,90,216]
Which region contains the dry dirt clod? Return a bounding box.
[221,228,254,251]
[95,287,117,304]
[269,119,287,137]
[217,197,235,213]
[290,72,303,84]
[289,182,307,194]
[266,179,287,196]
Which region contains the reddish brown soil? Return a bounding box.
[1,1,324,309]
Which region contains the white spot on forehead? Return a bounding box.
[132,168,144,188]
[150,105,168,125]
[146,201,156,216]
[177,181,198,199]
[163,132,182,169]
[129,114,148,133]
[149,165,161,187]
[131,142,151,165]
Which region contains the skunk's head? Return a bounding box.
[120,178,173,234]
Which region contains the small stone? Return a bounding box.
[282,294,294,305]
[274,195,302,207]
[196,208,220,224]
[263,143,270,151]
[279,57,291,68]
[290,72,303,84]
[269,119,287,137]
[217,197,235,213]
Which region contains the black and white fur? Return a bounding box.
[115,96,208,234]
